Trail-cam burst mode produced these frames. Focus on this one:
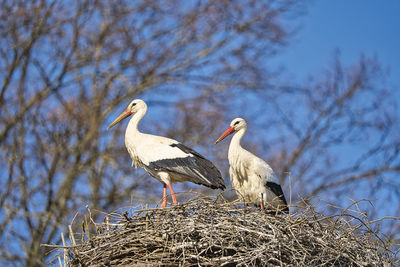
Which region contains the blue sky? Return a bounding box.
[275,0,400,86]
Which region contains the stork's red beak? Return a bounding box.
[107,109,132,130]
[215,126,235,144]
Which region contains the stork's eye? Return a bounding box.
[234,121,240,126]
[131,103,137,106]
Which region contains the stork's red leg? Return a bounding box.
[161,183,167,208]
[167,183,178,205]
[260,201,264,212]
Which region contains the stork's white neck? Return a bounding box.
[229,128,246,155]
[126,107,147,136]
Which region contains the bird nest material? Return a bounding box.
[54,195,397,266]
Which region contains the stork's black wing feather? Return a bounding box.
[147,143,225,190]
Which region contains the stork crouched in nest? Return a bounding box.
[215,118,289,214]
[107,99,225,207]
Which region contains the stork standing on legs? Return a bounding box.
[107,99,225,207]
[215,118,289,213]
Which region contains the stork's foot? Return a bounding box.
[161,198,167,208]
[260,201,264,212]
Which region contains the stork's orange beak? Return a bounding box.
[215,126,235,144]
[107,109,132,130]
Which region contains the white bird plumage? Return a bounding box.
[107,99,225,207]
[215,118,289,213]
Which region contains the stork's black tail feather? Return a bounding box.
[266,181,289,214]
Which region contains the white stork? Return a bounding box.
[215,118,289,213]
[107,99,225,207]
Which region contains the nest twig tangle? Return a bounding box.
[51,195,397,266]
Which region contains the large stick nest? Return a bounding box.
[62,195,396,266]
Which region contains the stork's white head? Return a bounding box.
[107,99,147,130]
[215,118,247,144]
[127,99,147,114]
[230,118,247,131]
